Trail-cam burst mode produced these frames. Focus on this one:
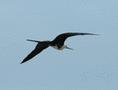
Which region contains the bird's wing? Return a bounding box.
[21,42,49,64]
[52,32,97,46]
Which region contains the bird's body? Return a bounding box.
[51,45,65,50]
[21,32,97,64]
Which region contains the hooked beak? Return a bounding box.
[65,46,74,50]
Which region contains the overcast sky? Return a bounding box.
[0,0,118,90]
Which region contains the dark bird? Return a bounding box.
[21,32,97,64]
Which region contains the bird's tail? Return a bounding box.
[27,39,40,43]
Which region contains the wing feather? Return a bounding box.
[21,42,49,64]
[52,32,97,46]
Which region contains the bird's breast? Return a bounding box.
[51,45,64,50]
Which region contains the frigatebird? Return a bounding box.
[21,32,97,64]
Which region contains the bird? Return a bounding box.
[21,32,97,64]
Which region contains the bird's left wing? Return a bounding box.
[21,42,49,64]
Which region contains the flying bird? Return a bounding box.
[21,32,97,64]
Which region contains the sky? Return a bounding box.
[0,0,118,90]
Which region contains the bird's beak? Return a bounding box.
[65,46,74,50]
[27,39,40,43]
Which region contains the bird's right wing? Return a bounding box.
[21,42,49,64]
[52,32,97,46]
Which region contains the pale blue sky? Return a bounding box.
[0,0,118,90]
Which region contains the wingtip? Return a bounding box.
[91,33,99,36]
[76,32,99,36]
[95,34,100,36]
[20,62,24,64]
[85,33,100,36]
[20,61,25,64]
